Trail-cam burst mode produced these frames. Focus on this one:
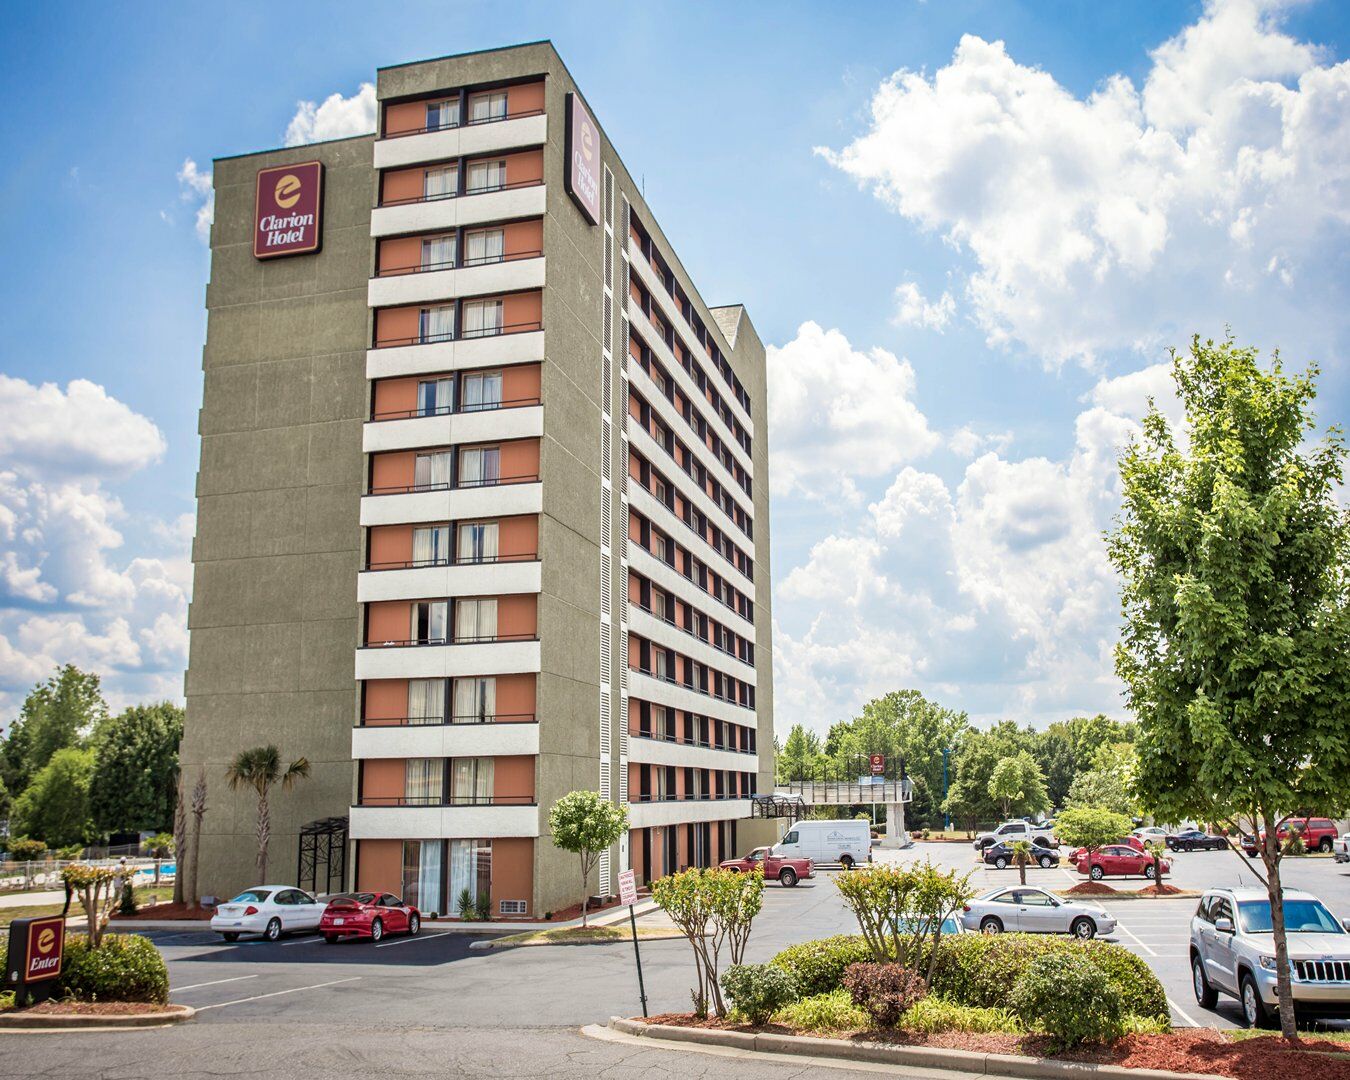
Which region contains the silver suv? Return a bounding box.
[1190,886,1350,1026]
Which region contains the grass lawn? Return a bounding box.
[0,886,170,927]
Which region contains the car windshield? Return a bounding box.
[229,890,271,903]
[1237,899,1343,934]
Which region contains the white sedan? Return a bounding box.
[211,886,327,942]
[1132,826,1170,845]
[960,885,1118,939]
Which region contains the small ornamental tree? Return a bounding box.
[1054,807,1133,855]
[61,863,122,948]
[987,752,1049,819]
[172,770,187,906]
[1143,840,1167,886]
[225,746,310,884]
[547,790,628,927]
[1009,840,1033,886]
[187,766,207,908]
[7,836,46,861]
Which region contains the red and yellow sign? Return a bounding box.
[253,161,324,259]
[565,92,600,226]
[19,915,64,983]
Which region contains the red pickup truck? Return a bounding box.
[719,847,814,887]
[1242,816,1340,855]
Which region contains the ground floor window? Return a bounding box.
[402,839,444,915]
[449,837,492,915]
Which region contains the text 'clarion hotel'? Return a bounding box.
[180,41,776,917]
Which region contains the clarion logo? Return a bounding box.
[253,161,324,259]
[258,212,316,247]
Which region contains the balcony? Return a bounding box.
[368,253,545,309]
[627,668,751,727]
[363,400,543,454]
[626,798,753,830]
[371,179,547,238]
[360,475,542,527]
[349,800,539,840]
[628,604,754,677]
[357,554,541,603]
[627,543,756,640]
[354,636,541,681]
[627,734,756,771]
[373,109,548,171]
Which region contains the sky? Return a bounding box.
[0,0,1348,735]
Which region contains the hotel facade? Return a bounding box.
[180,41,776,917]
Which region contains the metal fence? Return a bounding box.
[1,857,176,892]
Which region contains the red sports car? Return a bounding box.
[1075,844,1171,881]
[719,847,814,887]
[319,892,421,943]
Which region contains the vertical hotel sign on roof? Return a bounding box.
[565,92,600,226]
[254,161,324,259]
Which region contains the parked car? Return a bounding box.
[319,892,421,943]
[210,886,327,942]
[1076,844,1171,880]
[973,820,1058,851]
[1064,835,1145,863]
[983,839,1060,869]
[1334,834,1350,864]
[719,846,814,887]
[773,819,872,869]
[1132,826,1170,845]
[1242,817,1341,856]
[961,885,1116,939]
[1167,829,1230,852]
[1191,886,1350,1026]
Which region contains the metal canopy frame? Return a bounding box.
[297,815,348,896]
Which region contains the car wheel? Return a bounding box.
[1071,917,1096,940]
[980,916,1003,935]
[1090,865,1105,881]
[264,917,282,942]
[1240,973,1274,1029]
[1039,856,1053,869]
[840,855,855,871]
[408,913,421,936]
[1192,955,1218,1009]
[324,934,339,944]
[779,868,798,887]
[370,917,384,943]
[1144,864,1157,879]
[1320,837,1334,853]
[221,932,240,943]
[994,856,1008,869]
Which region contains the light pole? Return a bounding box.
[942,747,951,831]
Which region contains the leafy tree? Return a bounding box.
[1108,334,1350,1039]
[1033,716,1135,807]
[6,837,47,861]
[829,690,971,806]
[224,746,310,883]
[942,723,1034,829]
[1,665,108,795]
[776,723,822,782]
[187,766,207,908]
[547,789,628,926]
[907,773,936,830]
[987,751,1050,819]
[1053,807,1133,854]
[1064,767,1135,817]
[90,702,183,835]
[10,747,96,846]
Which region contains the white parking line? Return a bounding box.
[1167,996,1200,1028]
[280,934,323,946]
[374,931,451,948]
[170,975,258,993]
[1113,921,1158,957]
[194,977,361,1011]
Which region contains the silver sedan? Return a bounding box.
[959,885,1118,939]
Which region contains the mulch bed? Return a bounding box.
[1137,883,1186,896]
[1064,881,1119,896]
[20,1000,174,1016]
[536,891,651,923]
[111,902,213,921]
[641,1015,1350,1078]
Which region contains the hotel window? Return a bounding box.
[419,305,455,343]
[402,840,443,916]
[457,446,500,487]
[425,98,460,131]
[457,521,498,563]
[461,371,503,411]
[452,676,495,722]
[450,757,494,805]
[455,598,497,642]
[462,299,503,338]
[412,524,452,567]
[407,678,447,725]
[405,758,444,804]
[463,228,504,267]
[423,165,457,200]
[417,378,454,417]
[466,159,505,193]
[410,601,448,644]
[413,451,452,491]
[468,90,508,123]
[448,838,491,910]
[421,235,455,271]
[654,648,671,681]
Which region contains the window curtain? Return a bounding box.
[411,601,448,644]
[416,378,453,416]
[423,166,457,199]
[466,160,505,193]
[454,599,497,642]
[407,678,446,725]
[464,229,504,266]
[419,840,443,915]
[461,372,503,411]
[405,759,443,804]
[426,99,460,130]
[420,305,455,343]
[413,452,452,490]
[421,236,455,271]
[452,677,496,722]
[412,525,451,566]
[469,91,507,122]
[456,522,498,563]
[462,300,503,337]
[449,839,491,910]
[451,758,494,805]
[457,447,500,486]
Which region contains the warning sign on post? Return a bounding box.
[618,868,638,906]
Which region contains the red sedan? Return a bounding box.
[1076,844,1171,881]
[319,892,421,943]
[719,847,814,887]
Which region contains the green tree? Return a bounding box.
[1053,806,1133,854]
[1108,334,1350,1039]
[776,723,822,782]
[987,751,1050,819]
[90,702,184,835]
[1065,743,1139,816]
[1,665,108,795]
[10,747,96,846]
[829,690,971,806]
[942,723,1034,829]
[1033,716,1135,808]
[224,746,311,883]
[547,790,629,926]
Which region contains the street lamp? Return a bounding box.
[942,746,951,831]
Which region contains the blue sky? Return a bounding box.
[1,1,1347,732]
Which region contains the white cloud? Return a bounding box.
[285,83,377,147]
[177,158,214,243]
[820,0,1350,368]
[894,282,956,331]
[767,322,939,501]
[948,425,1013,459]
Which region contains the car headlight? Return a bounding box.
[1258,955,1278,971]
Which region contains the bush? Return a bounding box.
[1123,1014,1171,1036]
[1283,831,1306,856]
[842,962,926,1028]
[57,934,169,1004]
[903,996,1021,1035]
[6,837,46,861]
[118,882,138,916]
[773,989,869,1033]
[721,963,798,1025]
[769,935,873,996]
[929,933,1169,1022]
[1010,951,1126,1048]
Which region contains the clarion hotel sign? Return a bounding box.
[253,161,324,259]
[564,92,600,226]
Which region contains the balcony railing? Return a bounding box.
[369,396,541,423]
[373,249,543,279]
[630,730,756,755]
[631,792,753,804]
[361,632,538,649]
[633,601,754,670]
[358,712,537,728]
[364,551,539,572]
[380,106,545,140]
[355,794,537,807]
[372,320,543,350]
[631,664,754,712]
[377,177,544,209]
[366,472,540,497]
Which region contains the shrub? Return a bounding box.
[1283,831,1306,856]
[1123,1014,1171,1035]
[773,989,869,1033]
[1011,951,1126,1048]
[769,935,872,996]
[721,963,798,1025]
[57,934,169,1004]
[6,837,46,861]
[475,893,491,921]
[929,933,1168,1022]
[842,962,926,1028]
[457,888,476,920]
[903,996,1021,1034]
[118,882,138,916]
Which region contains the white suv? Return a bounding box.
[1190,887,1350,1026]
[973,820,1058,850]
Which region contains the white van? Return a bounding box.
[773,819,873,869]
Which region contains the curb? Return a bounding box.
[606,1017,1217,1080]
[471,930,685,951]
[0,1005,194,1030]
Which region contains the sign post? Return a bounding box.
[5,915,65,1007]
[617,868,647,1017]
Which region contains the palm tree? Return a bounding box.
[225,746,310,883]
[1010,839,1033,886]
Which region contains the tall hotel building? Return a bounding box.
[180,42,776,917]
